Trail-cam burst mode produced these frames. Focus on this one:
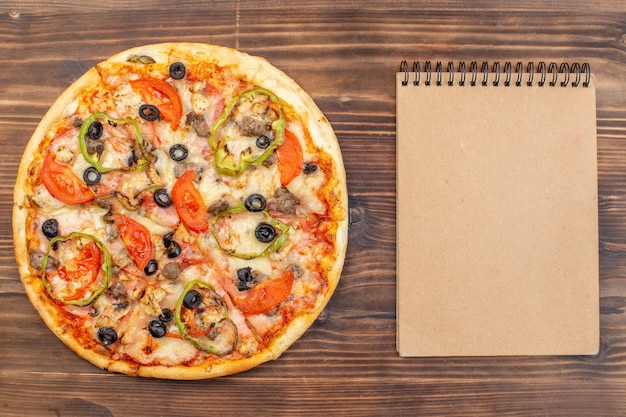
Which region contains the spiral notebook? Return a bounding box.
[396,61,599,356]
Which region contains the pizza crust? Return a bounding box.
[13,43,348,379]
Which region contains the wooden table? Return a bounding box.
[1,1,625,415]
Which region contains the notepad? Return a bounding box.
[396,61,599,356]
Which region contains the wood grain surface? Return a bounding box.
[1,1,625,416]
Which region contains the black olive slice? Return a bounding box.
[169,62,186,80]
[163,231,175,248]
[255,222,276,243]
[139,104,160,121]
[87,120,103,140]
[303,162,318,174]
[169,144,188,161]
[255,135,271,149]
[97,327,117,345]
[159,308,174,323]
[244,194,266,212]
[237,267,253,282]
[153,188,172,208]
[144,259,158,276]
[148,319,167,338]
[166,240,181,258]
[183,290,202,309]
[236,267,253,291]
[41,218,59,240]
[83,166,101,185]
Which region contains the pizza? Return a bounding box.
[12,43,347,379]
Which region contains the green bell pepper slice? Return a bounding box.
[211,204,290,260]
[41,232,112,306]
[174,280,238,355]
[209,87,285,176]
[78,112,149,173]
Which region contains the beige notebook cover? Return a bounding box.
[396,63,599,356]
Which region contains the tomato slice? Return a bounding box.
[57,241,102,301]
[113,213,153,270]
[130,77,183,131]
[276,129,304,186]
[41,151,95,205]
[186,316,213,338]
[171,170,209,233]
[236,270,294,315]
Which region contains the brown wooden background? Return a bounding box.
[1,1,625,416]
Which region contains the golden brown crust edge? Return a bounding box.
[13,43,348,379]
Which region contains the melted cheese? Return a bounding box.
[197,164,231,207]
[213,211,273,256]
[112,82,143,118]
[32,204,110,248]
[287,170,326,214]
[152,148,176,186]
[121,208,171,237]
[228,164,280,203]
[31,184,67,212]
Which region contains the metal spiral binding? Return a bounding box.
[400,60,591,87]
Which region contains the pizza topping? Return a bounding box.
[41,151,95,205]
[168,144,188,161]
[83,166,102,185]
[183,289,202,309]
[255,134,271,149]
[153,188,172,208]
[268,186,300,215]
[235,270,294,316]
[97,327,118,345]
[130,77,183,131]
[161,262,180,280]
[172,163,197,179]
[255,222,276,243]
[85,139,105,159]
[168,62,186,80]
[186,112,211,137]
[112,213,153,270]
[29,250,56,271]
[210,88,285,176]
[148,319,167,338]
[108,281,129,308]
[138,104,160,122]
[112,191,140,212]
[211,205,290,259]
[162,231,175,248]
[207,199,229,216]
[159,308,174,322]
[127,55,156,64]
[56,241,102,300]
[78,112,148,173]
[87,120,104,140]
[144,259,158,276]
[41,232,112,306]
[303,162,318,174]
[165,240,181,258]
[170,169,209,233]
[276,129,304,186]
[41,218,59,240]
[175,280,238,355]
[236,267,257,291]
[244,194,267,212]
